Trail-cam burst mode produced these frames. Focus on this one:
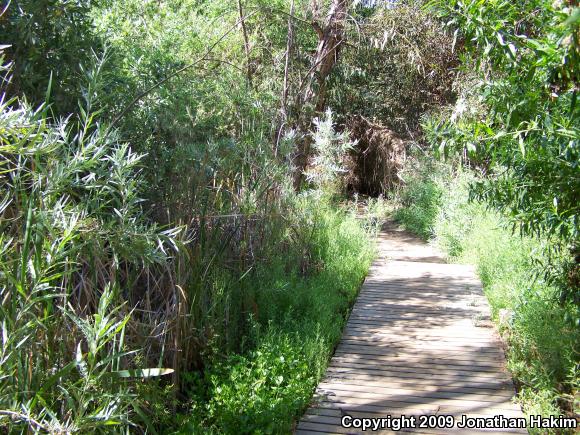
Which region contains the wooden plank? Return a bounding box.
[359,285,481,292]
[354,295,487,304]
[351,300,486,309]
[350,307,485,317]
[341,327,498,339]
[351,301,484,310]
[312,389,519,411]
[326,363,512,382]
[300,414,527,435]
[322,372,513,391]
[317,381,515,400]
[347,312,488,321]
[318,380,516,398]
[298,421,431,435]
[353,301,487,310]
[337,344,503,357]
[345,317,491,328]
[304,405,525,420]
[348,313,486,321]
[340,329,495,340]
[334,345,505,364]
[335,344,503,356]
[343,326,497,340]
[359,286,481,292]
[333,351,505,368]
[311,399,522,416]
[325,365,512,383]
[331,354,506,371]
[338,336,502,350]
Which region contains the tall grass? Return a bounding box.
[173,106,376,433]
[0,49,289,431]
[180,200,375,434]
[0,63,176,430]
[393,157,579,429]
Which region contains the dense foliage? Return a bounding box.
[0,68,174,430]
[331,2,457,133]
[423,0,579,302]
[183,205,373,432]
[0,0,578,432]
[0,0,374,431]
[0,0,100,114]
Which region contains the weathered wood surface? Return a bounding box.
[295,222,525,434]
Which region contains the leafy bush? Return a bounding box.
[331,2,457,133]
[393,158,444,239]
[187,334,318,434]
[423,0,579,303]
[305,109,355,194]
[0,0,101,114]
[0,46,180,430]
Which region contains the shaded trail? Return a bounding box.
[296,221,526,434]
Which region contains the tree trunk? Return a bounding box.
[237,0,253,87]
[293,0,349,188]
[304,0,348,112]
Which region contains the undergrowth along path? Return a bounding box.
[296,221,526,434]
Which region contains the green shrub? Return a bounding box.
[393,158,444,239]
[305,109,355,195]
[0,98,171,432]
[424,0,579,304]
[0,0,101,115]
[185,333,320,434]
[332,2,457,133]
[179,202,374,434]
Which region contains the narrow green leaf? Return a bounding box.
[111,368,174,378]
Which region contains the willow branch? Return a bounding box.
[105,10,258,136]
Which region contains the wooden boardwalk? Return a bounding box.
[296,222,526,434]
